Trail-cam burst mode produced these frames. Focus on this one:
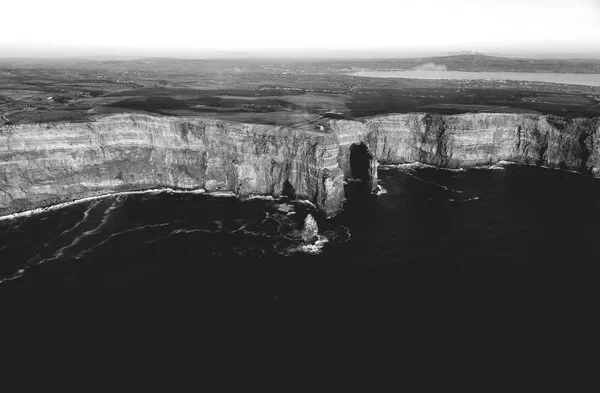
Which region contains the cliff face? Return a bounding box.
[0,114,344,217]
[342,113,600,174]
[1,112,599,218]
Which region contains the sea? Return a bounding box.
[2,162,598,376]
[351,70,600,87]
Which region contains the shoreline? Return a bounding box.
[0,187,211,222]
[4,159,594,223]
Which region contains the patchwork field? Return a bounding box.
[1,54,600,127]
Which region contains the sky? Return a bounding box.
[1,0,599,58]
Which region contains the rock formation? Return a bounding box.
[0,114,344,217]
[301,214,319,244]
[1,112,599,217]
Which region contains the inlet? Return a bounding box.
[347,142,378,197]
[282,179,296,199]
[350,143,371,183]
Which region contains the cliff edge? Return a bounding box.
[1,112,599,217]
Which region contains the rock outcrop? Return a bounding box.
[301,214,319,244]
[1,112,599,217]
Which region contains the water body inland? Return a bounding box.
[351,70,600,87]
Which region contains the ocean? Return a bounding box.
[351,70,600,87]
[2,163,598,374]
[3,162,600,286]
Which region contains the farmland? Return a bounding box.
[2,54,600,127]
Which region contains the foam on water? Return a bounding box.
[73,222,176,260]
[0,188,207,222]
[376,185,388,195]
[295,199,317,208]
[293,235,330,255]
[402,171,465,193]
[244,195,277,201]
[380,163,465,172]
[381,163,466,193]
[472,160,516,170]
[29,199,122,265]
[445,197,480,202]
[206,191,236,197]
[0,185,355,284]
[276,203,295,213]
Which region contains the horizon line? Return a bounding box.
[2,50,600,61]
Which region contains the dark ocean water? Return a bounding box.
[2,163,598,378]
[6,161,598,286]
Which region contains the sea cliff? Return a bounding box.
[1,112,599,217]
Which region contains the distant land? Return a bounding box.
[1,45,599,60]
[2,53,600,129]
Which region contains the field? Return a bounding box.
[1,54,600,127]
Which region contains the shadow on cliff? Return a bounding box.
[344,143,377,209]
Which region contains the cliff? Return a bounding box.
[0,114,344,217]
[1,112,599,217]
[357,113,600,173]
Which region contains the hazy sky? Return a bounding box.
[1,0,599,57]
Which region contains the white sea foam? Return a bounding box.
[297,235,329,255]
[402,172,465,193]
[73,221,176,259]
[25,200,103,265]
[278,234,329,256]
[206,191,236,197]
[0,272,24,285]
[381,163,466,193]
[45,199,121,262]
[276,203,295,213]
[376,185,388,195]
[244,195,276,201]
[445,197,480,202]
[381,162,465,172]
[0,188,207,222]
[295,199,317,208]
[473,160,516,170]
[539,164,582,175]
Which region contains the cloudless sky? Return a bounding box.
[1,0,599,57]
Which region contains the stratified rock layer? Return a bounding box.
[0,114,344,217]
[351,113,600,173]
[1,112,599,217]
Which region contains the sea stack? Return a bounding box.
[302,214,318,244]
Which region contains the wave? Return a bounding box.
[34,199,122,264]
[207,191,236,197]
[25,200,103,265]
[275,234,330,256]
[445,197,480,202]
[471,160,517,170]
[0,187,207,223]
[402,171,465,193]
[0,187,352,284]
[276,203,295,213]
[295,199,317,208]
[72,221,176,260]
[376,185,388,195]
[380,162,465,172]
[244,195,277,201]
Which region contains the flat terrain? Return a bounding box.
[1,54,600,127]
